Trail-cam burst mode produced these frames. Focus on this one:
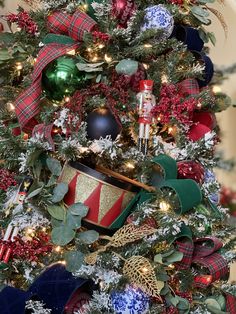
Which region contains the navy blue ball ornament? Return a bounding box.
[141,5,174,38]
[86,108,121,140]
[111,286,150,314]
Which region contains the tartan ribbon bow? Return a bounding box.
[178,78,200,97]
[176,236,236,313]
[176,236,229,287]
[47,10,97,42]
[15,43,79,134]
[15,9,97,139]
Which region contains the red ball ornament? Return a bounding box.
[112,0,136,27]
[177,160,205,184]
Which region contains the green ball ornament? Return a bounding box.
[42,55,86,101]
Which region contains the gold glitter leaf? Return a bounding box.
[123,256,164,300]
[108,224,158,248]
[85,224,157,265]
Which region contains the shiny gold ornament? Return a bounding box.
[85,224,157,265]
[123,255,164,300]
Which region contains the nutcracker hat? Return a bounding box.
[139,80,154,92]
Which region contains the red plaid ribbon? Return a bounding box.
[175,241,194,269]
[15,43,78,133]
[33,123,55,151]
[47,10,97,41]
[226,293,236,314]
[178,78,199,97]
[193,236,223,258]
[193,253,229,287]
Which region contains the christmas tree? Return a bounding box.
[0,0,236,313]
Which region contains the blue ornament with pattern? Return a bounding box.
[141,5,174,38]
[111,286,149,314]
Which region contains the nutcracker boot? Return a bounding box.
[138,137,143,152]
[144,139,149,156]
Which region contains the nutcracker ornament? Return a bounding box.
[0,224,19,265]
[137,80,156,155]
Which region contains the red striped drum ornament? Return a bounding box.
[59,162,140,230]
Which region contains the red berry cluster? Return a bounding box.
[6,10,38,35]
[3,231,53,262]
[0,168,17,191]
[92,31,111,42]
[151,83,196,125]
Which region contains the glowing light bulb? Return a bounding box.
[87,47,92,52]
[161,75,168,83]
[157,116,161,122]
[55,246,62,253]
[104,54,112,63]
[159,201,171,212]
[67,49,76,55]
[168,127,174,134]
[92,55,98,62]
[98,43,105,49]
[7,102,15,112]
[142,63,149,70]
[126,162,135,169]
[64,96,71,103]
[196,102,202,109]
[212,85,222,93]
[144,44,152,48]
[142,267,149,273]
[42,227,46,232]
[15,62,23,71]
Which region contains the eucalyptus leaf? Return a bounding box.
[68,203,89,217]
[160,284,170,295]
[154,254,163,264]
[165,251,183,264]
[205,299,221,311]
[161,249,175,258]
[46,157,62,176]
[51,182,68,203]
[26,184,44,199]
[77,62,104,72]
[0,33,15,44]
[191,6,209,17]
[51,218,64,228]
[115,59,138,76]
[64,251,84,272]
[176,297,190,310]
[65,212,82,230]
[77,230,99,244]
[216,295,226,310]
[169,296,180,307]
[96,74,102,83]
[208,32,216,46]
[51,226,75,246]
[0,49,12,61]
[48,205,65,221]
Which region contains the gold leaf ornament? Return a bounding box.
[123,256,164,300]
[85,224,157,265]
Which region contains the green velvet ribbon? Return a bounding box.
[169,223,193,244]
[43,34,76,45]
[151,154,177,187]
[160,179,202,214]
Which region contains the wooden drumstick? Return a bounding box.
[96,165,156,193]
